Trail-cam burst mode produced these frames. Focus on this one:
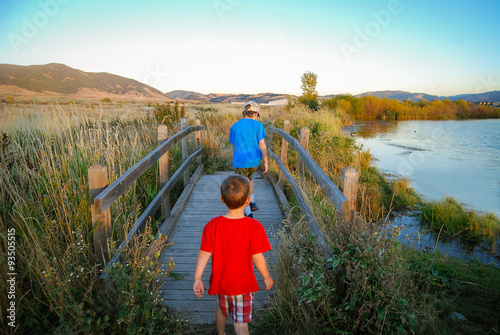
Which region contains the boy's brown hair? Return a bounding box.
[220,175,250,209]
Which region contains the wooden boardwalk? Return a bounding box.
[159,171,284,324]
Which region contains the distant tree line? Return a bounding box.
[322,94,500,120]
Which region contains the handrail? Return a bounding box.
[268,127,350,215]
[88,120,205,266]
[105,147,204,267]
[94,125,204,214]
[267,123,359,253]
[267,149,324,244]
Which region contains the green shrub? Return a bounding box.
[255,213,419,334]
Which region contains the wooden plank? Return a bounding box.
[266,173,291,213]
[278,120,290,186]
[157,164,204,239]
[181,118,190,187]
[158,125,171,218]
[297,127,310,178]
[340,167,360,222]
[95,125,204,213]
[88,164,112,263]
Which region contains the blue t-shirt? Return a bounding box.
[229,118,266,168]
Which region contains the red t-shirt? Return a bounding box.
[200,215,272,296]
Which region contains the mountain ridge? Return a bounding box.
[167,89,500,103]
[0,63,168,101]
[1,63,498,103]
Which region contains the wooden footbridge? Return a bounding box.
[88,118,359,325]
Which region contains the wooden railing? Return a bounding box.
[88,118,204,284]
[267,120,359,252]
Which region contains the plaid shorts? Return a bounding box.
[216,292,255,323]
[235,167,258,180]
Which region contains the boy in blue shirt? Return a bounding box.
[229,101,268,217]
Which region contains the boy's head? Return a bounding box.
[220,175,250,209]
[243,101,260,118]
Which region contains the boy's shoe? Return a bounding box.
[246,213,254,218]
[250,202,259,211]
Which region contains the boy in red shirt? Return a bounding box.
[193,175,273,335]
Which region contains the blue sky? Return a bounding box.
[1,0,499,96]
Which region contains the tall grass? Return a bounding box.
[421,197,500,243]
[0,102,192,334]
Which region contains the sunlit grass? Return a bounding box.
[421,197,500,243]
[0,102,192,333]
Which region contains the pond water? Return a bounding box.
[352,119,500,266]
[353,119,500,216]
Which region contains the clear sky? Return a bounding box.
[1,0,499,96]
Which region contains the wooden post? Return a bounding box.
[340,167,359,222]
[158,125,171,218]
[297,127,310,178]
[278,120,290,188]
[88,164,112,263]
[181,118,190,187]
[195,119,202,164]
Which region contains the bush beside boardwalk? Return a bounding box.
[256,103,499,334]
[0,101,498,334]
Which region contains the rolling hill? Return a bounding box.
[0,63,168,101]
[354,90,440,101]
[165,90,293,104]
[351,90,500,103]
[2,63,498,104]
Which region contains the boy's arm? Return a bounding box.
[193,250,211,297]
[252,252,273,290]
[258,139,268,173]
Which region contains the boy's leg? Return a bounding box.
[235,168,257,215]
[216,307,227,335]
[231,293,253,335]
[233,322,249,335]
[246,180,254,214]
[216,295,229,335]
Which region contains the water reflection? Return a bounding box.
[351,119,500,266]
[350,120,399,138]
[354,119,500,216]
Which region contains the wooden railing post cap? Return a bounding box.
[341,166,359,175]
[89,164,107,172]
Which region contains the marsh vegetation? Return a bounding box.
[0,101,498,334]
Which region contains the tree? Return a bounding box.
[299,71,319,110]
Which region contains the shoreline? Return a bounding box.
[388,210,500,268]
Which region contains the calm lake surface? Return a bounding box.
[353,119,500,217]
